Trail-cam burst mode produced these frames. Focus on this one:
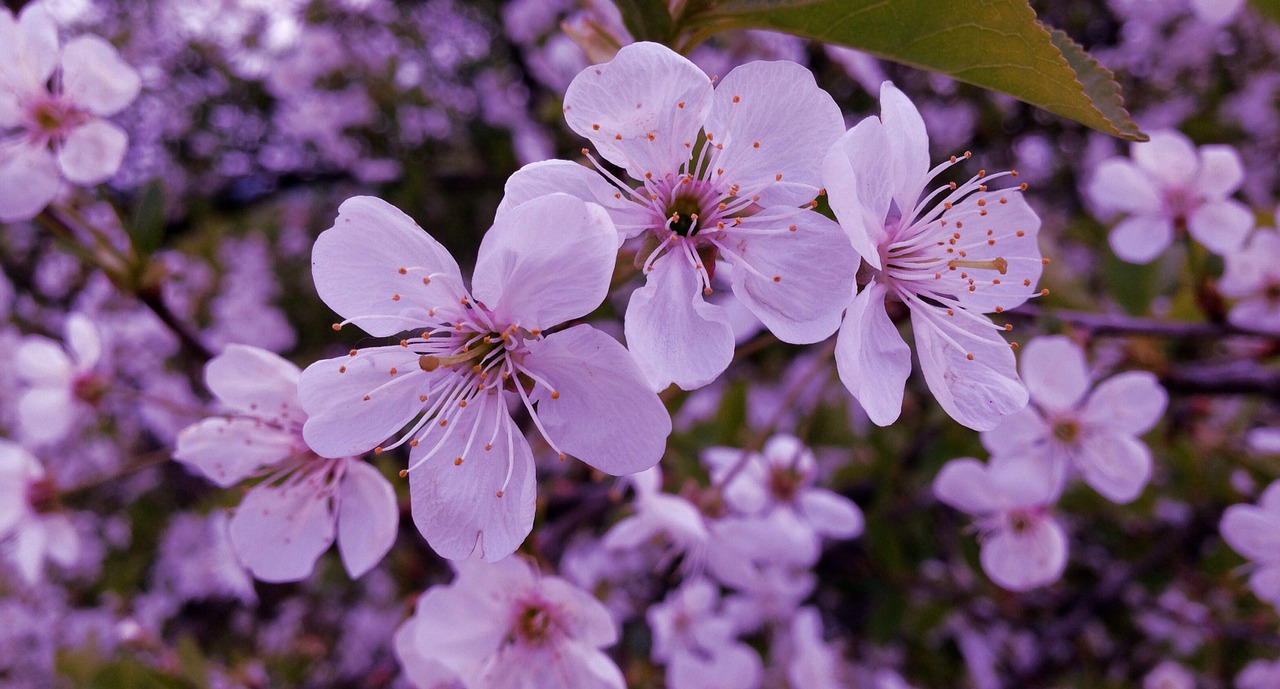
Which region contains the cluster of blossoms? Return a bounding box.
[4,0,1280,687]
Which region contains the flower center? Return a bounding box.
[513,602,555,645]
[768,465,802,502]
[665,191,704,237]
[28,97,84,138]
[1007,508,1033,534]
[1052,418,1081,443]
[26,477,60,515]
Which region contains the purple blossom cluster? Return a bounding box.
[3,0,1280,688]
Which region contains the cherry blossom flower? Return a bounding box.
[1220,480,1280,609]
[0,441,79,585]
[933,454,1067,591]
[499,41,856,391]
[0,5,141,221]
[299,194,670,562]
[1085,129,1252,263]
[980,336,1167,503]
[647,578,763,689]
[702,434,863,543]
[393,557,625,689]
[823,81,1043,431]
[174,344,398,582]
[1220,226,1280,335]
[14,312,107,446]
[602,466,709,570]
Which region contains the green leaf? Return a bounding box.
[91,658,192,689]
[615,0,674,44]
[681,0,1148,141]
[128,180,167,258]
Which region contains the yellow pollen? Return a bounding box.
[362,395,370,401]
[775,173,782,181]
[977,199,986,207]
[349,349,358,356]
[773,275,781,282]
[454,457,463,465]
[788,224,797,232]
[398,469,408,478]
[995,306,1004,313]
[410,439,419,447]
[551,390,560,399]
[398,267,407,274]
[752,140,760,148]
[374,446,383,454]
[389,367,398,375]
[558,452,567,461]
[418,394,427,402]
[485,443,493,451]
[331,323,342,331]
[614,133,622,140]
[339,365,346,373]
[496,490,504,497]
[966,353,975,360]
[732,95,741,103]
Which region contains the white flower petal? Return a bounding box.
[0,6,59,94]
[624,250,735,391]
[336,460,398,578]
[523,324,670,475]
[834,279,911,426]
[472,193,616,331]
[311,196,465,338]
[60,34,141,116]
[64,313,102,371]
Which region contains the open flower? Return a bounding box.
[499,41,856,391]
[1220,227,1280,335]
[0,441,79,585]
[299,194,671,562]
[14,312,107,446]
[933,454,1067,591]
[823,81,1043,431]
[0,5,141,221]
[1085,129,1252,263]
[647,578,763,689]
[1220,480,1280,609]
[981,335,1167,503]
[394,557,626,689]
[175,344,398,582]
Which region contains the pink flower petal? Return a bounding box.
[1132,130,1199,189]
[205,344,303,422]
[1081,371,1167,436]
[58,119,128,185]
[563,42,712,180]
[60,34,141,117]
[0,139,59,222]
[703,60,844,208]
[1108,214,1174,264]
[911,306,1027,431]
[523,324,670,475]
[299,347,434,458]
[980,515,1067,591]
[408,394,535,562]
[624,250,734,391]
[1074,432,1152,503]
[1187,199,1253,256]
[1085,158,1162,217]
[228,476,337,582]
[1019,335,1089,412]
[822,115,892,270]
[835,279,911,426]
[472,193,616,332]
[336,460,399,578]
[495,159,650,241]
[174,418,297,488]
[312,196,465,338]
